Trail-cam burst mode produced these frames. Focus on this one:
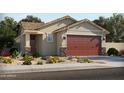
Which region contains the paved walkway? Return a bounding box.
[0,60,124,74]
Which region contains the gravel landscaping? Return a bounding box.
[0,56,106,66]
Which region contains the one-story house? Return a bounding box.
[16,16,109,56]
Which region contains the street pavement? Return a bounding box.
[0,67,124,80]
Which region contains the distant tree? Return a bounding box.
[93,13,124,42]
[0,17,17,49]
[93,16,107,28]
[20,15,43,23]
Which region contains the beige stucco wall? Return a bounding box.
[67,22,106,47]
[103,43,124,51]
[56,31,67,55]
[67,22,105,36]
[20,35,25,54]
[39,18,75,56]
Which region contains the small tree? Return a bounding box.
[0,17,17,49]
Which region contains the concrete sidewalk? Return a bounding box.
[0,61,124,74]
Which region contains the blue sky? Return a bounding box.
[0,13,113,22]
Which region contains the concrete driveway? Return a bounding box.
[83,56,124,62]
[82,56,124,67]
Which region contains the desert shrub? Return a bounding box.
[77,58,93,63]
[107,48,119,56]
[37,61,43,65]
[3,58,13,64]
[0,56,3,62]
[120,50,124,55]
[23,55,33,65]
[48,56,60,64]
[83,58,93,63]
[77,58,83,63]
[23,55,33,61]
[12,50,19,58]
[32,52,41,58]
[0,56,3,60]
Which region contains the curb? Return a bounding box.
[0,65,114,74]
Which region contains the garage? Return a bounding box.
[67,35,101,56]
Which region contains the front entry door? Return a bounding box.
[30,35,36,53]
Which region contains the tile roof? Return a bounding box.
[53,19,110,34]
[37,15,77,30]
[19,16,109,34]
[20,15,76,30]
[20,22,45,30]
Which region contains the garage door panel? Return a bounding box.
[67,35,101,56]
[67,50,99,56]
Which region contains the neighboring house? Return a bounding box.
[16,16,109,56]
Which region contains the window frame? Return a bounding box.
[47,33,54,42]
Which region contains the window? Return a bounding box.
[47,34,54,42]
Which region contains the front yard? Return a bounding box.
[0,55,106,66]
[0,45,124,66]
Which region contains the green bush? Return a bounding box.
[12,50,19,58]
[23,61,32,65]
[32,52,41,58]
[37,61,43,65]
[107,48,119,56]
[23,55,33,65]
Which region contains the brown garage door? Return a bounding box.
[67,35,101,56]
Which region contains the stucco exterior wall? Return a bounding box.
[67,22,106,47]
[103,43,124,51]
[56,31,67,55]
[67,22,105,36]
[39,19,75,56]
[20,35,25,54]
